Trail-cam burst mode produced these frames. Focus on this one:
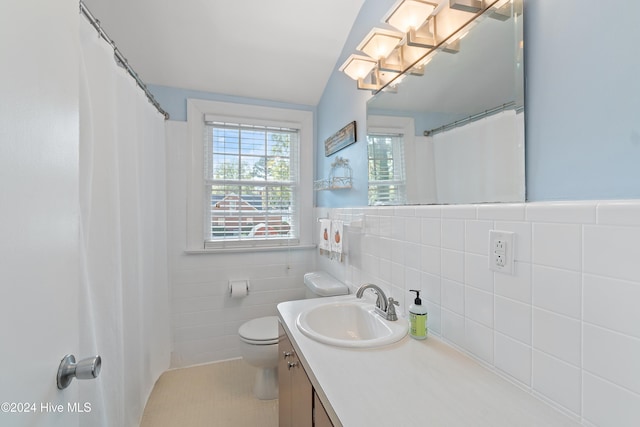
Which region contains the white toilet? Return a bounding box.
[238,271,348,400]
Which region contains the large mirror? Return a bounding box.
[367,1,524,205]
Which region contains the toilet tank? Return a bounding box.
[303,271,348,299]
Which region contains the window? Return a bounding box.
[186,99,313,251]
[367,133,407,205]
[204,121,299,247]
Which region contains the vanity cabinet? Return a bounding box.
[313,391,333,427]
[279,324,312,427]
[279,323,334,427]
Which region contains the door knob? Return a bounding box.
[57,354,101,390]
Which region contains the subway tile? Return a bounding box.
[391,262,405,289]
[442,249,464,283]
[584,274,640,338]
[532,350,582,415]
[424,300,441,335]
[495,296,531,345]
[441,205,477,219]
[596,200,640,227]
[441,279,464,315]
[378,258,392,283]
[403,242,421,270]
[583,372,640,427]
[495,332,531,386]
[532,265,581,319]
[364,213,379,236]
[391,239,405,264]
[378,237,393,261]
[378,215,393,238]
[362,235,380,258]
[494,221,532,262]
[442,219,465,250]
[404,217,422,243]
[421,244,441,275]
[495,261,531,304]
[583,323,640,395]
[477,203,525,221]
[421,272,441,304]
[526,201,597,224]
[465,220,493,255]
[392,216,406,240]
[465,319,494,364]
[442,309,465,347]
[404,267,421,293]
[465,286,493,327]
[464,253,493,292]
[394,206,415,217]
[584,225,640,283]
[532,223,582,271]
[421,217,441,246]
[414,205,441,218]
[532,308,581,366]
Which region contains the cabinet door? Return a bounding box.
[291,361,313,427]
[279,325,293,427]
[314,391,334,427]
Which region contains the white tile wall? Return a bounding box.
[166,121,315,368]
[319,200,640,426]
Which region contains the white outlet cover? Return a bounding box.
[489,230,514,274]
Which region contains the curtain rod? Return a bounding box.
[79,1,170,120]
[423,101,522,137]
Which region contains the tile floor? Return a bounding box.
[140,359,278,427]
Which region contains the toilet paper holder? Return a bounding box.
[228,280,250,298]
[57,354,101,389]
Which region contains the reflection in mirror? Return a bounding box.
[367,0,524,205]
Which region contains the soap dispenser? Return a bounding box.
[409,290,428,340]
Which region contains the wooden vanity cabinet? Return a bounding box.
[313,391,333,427]
[278,322,334,427]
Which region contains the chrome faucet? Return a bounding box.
[356,283,399,321]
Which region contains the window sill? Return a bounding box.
[184,244,317,255]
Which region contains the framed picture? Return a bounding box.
[324,121,357,157]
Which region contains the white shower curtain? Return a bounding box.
[78,17,170,426]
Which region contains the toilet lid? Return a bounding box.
[238,316,279,342]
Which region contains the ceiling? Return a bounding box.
[81,0,365,106]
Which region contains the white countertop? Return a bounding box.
[278,295,581,427]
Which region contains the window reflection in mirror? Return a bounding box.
[368,133,407,205]
[367,0,524,206]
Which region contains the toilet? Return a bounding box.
[238,271,348,400]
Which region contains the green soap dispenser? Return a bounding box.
[409,290,428,340]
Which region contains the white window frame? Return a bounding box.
[186,99,313,252]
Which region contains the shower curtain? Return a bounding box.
[78,17,170,426]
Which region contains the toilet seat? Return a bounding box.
[239,316,279,345]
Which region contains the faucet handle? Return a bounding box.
[386,297,399,321]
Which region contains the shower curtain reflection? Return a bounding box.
[78,17,170,427]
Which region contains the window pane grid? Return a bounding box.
[205,121,298,245]
[368,133,407,205]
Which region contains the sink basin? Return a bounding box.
[296,300,408,348]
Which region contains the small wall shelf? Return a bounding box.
[314,157,353,191]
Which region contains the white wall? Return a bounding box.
[316,200,640,426]
[165,121,316,367]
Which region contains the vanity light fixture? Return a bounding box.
[449,0,483,13]
[339,54,377,81]
[339,54,399,92]
[384,0,438,33]
[434,1,477,45]
[357,28,404,60]
[340,0,510,93]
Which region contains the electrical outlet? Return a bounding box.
[489,230,514,274]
